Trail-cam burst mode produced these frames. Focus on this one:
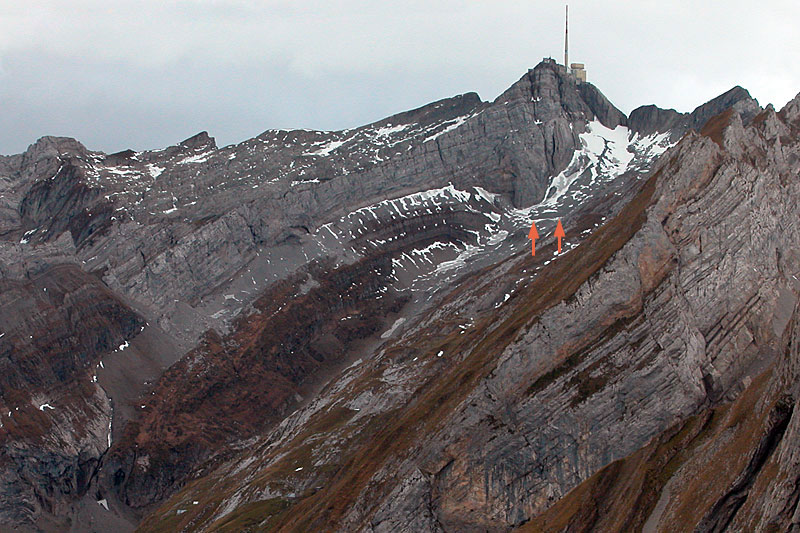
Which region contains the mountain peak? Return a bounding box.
[494,59,626,130]
[688,85,759,130]
[3,55,799,533]
[628,85,762,139]
[24,136,88,161]
[779,90,800,127]
[179,131,216,151]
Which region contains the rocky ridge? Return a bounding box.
[136,91,800,532]
[0,58,777,531]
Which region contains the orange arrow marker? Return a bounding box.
[528,220,539,256]
[554,219,565,254]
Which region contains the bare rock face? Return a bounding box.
[0,58,637,529]
[418,105,799,530]
[493,61,627,205]
[627,104,686,137]
[128,90,800,533]
[0,261,144,526]
[0,60,627,351]
[628,85,760,139]
[354,94,800,532]
[101,255,408,510]
[1,58,790,532]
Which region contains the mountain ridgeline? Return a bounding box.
[1,59,799,532]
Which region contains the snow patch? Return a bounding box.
[473,186,499,204]
[434,242,481,274]
[291,178,321,186]
[542,121,635,207]
[373,123,410,137]
[630,130,673,160]
[106,167,139,177]
[423,115,472,143]
[177,151,213,165]
[19,229,37,244]
[486,229,509,246]
[305,139,346,157]
[147,164,165,178]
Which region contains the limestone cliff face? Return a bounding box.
[0,57,784,532]
[0,256,144,526]
[0,59,640,529]
[133,92,800,532]
[628,85,760,139]
[355,98,800,532]
[412,104,800,532]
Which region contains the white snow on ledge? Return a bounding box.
[423,114,472,144]
[373,123,410,137]
[291,178,321,186]
[304,139,346,157]
[19,229,37,244]
[147,164,165,178]
[177,151,213,165]
[38,403,54,411]
[629,130,673,160]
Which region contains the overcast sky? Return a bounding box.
[1,1,798,155]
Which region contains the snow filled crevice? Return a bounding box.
[535,122,677,213]
[542,121,635,207]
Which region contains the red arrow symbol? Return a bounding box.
[554,219,565,254]
[528,220,539,256]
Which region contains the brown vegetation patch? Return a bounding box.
[699,108,734,148]
[108,254,406,509]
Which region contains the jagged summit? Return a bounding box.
[18,135,90,169]
[629,85,760,138]
[779,89,800,128]
[495,59,626,129]
[178,130,216,150]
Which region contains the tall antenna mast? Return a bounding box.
[564,5,569,69]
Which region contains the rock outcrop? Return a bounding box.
[628,85,760,138]
[0,258,145,526]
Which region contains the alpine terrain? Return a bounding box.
[2,58,800,532]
